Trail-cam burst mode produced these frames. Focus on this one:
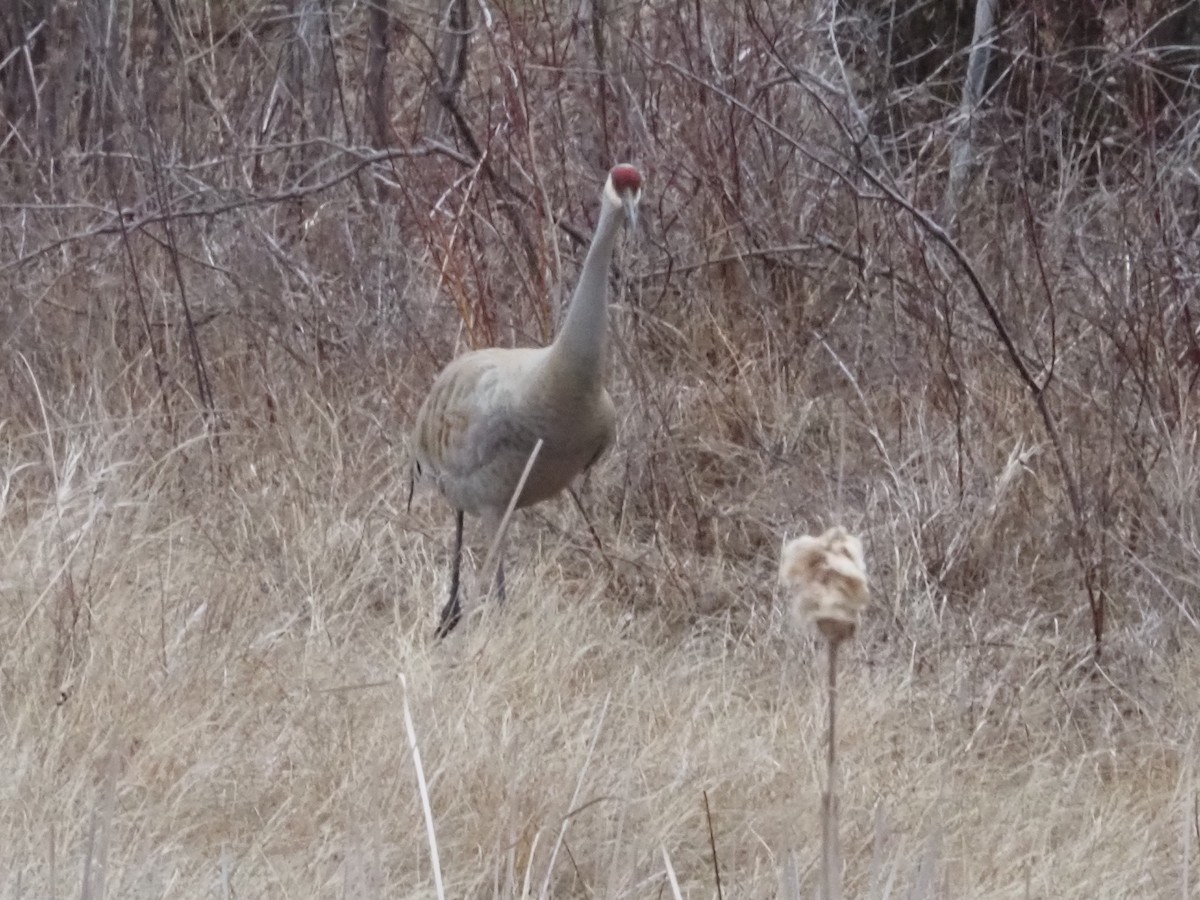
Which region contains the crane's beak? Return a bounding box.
[623,193,639,230]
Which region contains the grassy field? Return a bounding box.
[3,0,1200,896]
[2,398,1197,897]
[3,307,1197,897]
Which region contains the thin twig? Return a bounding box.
[703,790,724,900]
[1,144,439,273]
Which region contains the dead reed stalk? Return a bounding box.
[779,526,869,900]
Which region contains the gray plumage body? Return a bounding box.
[412,164,643,636]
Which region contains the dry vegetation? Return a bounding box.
[2,0,1199,896]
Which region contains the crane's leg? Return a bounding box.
[494,557,507,604]
[434,510,465,639]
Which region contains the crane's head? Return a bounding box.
[604,163,643,229]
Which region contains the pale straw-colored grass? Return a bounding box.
[2,402,1197,898]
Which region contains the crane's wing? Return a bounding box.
[412,348,542,495]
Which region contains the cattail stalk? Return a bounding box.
[778,526,868,900]
[821,635,843,900]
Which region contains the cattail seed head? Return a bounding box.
[778,526,869,644]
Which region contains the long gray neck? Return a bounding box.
[547,198,624,386]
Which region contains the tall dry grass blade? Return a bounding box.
[79,751,117,900]
[49,824,57,900]
[603,769,632,898]
[869,805,899,900]
[16,351,55,474]
[660,847,684,900]
[481,437,544,596]
[92,753,118,900]
[538,690,611,899]
[219,846,234,900]
[910,830,942,900]
[778,851,800,900]
[78,795,96,899]
[400,674,446,900]
[519,829,543,899]
[1182,761,1194,900]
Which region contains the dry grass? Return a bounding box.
[1,386,1197,897]
[3,0,1200,896]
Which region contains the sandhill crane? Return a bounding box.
[412,163,643,638]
